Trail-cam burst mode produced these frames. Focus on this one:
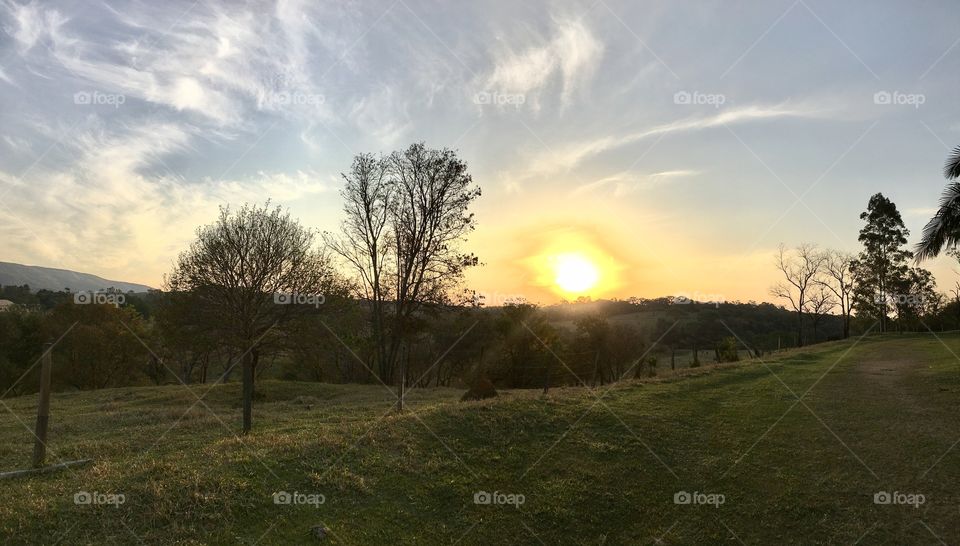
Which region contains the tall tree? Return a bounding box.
[328,143,481,410]
[167,202,339,433]
[325,154,393,382]
[916,146,960,260]
[770,243,825,347]
[851,193,912,333]
[818,250,856,338]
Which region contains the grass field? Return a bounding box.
[1,333,960,544]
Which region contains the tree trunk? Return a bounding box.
[797,309,804,347]
[591,351,600,387]
[396,343,407,412]
[242,349,254,434]
[396,363,406,412]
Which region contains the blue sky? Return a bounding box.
[0,0,958,303]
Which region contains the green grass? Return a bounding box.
[2,334,960,544]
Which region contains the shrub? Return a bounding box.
[715,337,740,363]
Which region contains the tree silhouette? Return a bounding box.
[851,193,912,333]
[167,203,340,433]
[327,143,481,410]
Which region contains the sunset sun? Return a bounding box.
[552,252,600,294]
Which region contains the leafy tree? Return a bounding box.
[167,202,340,433]
[155,290,225,384]
[492,303,559,389]
[606,322,647,380]
[0,310,45,396]
[887,266,937,331]
[574,314,611,385]
[45,302,149,390]
[851,193,912,333]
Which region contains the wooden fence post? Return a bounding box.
[32,342,53,468]
[542,362,551,395]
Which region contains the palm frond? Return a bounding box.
[916,181,960,261]
[945,146,960,179]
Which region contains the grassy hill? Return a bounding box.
[1,334,959,544]
[0,262,153,293]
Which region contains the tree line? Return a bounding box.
[772,193,943,346]
[5,144,960,432]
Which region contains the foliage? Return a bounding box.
[852,193,933,332]
[916,145,960,260]
[715,337,740,363]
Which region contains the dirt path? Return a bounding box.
[803,336,960,543]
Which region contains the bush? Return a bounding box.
[715,337,740,363]
[461,376,497,401]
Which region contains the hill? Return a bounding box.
[0,262,152,293]
[1,334,958,543]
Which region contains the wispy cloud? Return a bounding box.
[0,119,328,284]
[478,17,603,111]
[572,169,699,196]
[4,0,67,53]
[518,104,820,180]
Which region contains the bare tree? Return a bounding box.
[807,285,837,342]
[167,202,339,433]
[328,143,481,410]
[324,154,393,382]
[818,250,856,338]
[770,243,826,347]
[949,281,960,329]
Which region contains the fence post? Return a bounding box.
[32,342,53,468]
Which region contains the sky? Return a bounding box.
[1,0,959,305]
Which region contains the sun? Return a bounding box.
[552,252,600,294]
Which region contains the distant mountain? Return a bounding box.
[0,262,153,293]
